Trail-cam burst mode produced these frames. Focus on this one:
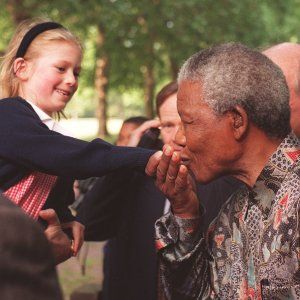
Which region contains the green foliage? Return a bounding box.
[107,88,145,118]
[1,0,300,118]
[0,5,14,53]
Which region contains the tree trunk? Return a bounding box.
[94,24,109,138]
[6,0,33,24]
[143,63,155,118]
[169,56,179,80]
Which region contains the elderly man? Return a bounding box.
[263,42,300,138]
[147,43,300,299]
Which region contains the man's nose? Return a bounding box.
[174,123,186,148]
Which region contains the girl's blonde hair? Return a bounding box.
[0,17,83,99]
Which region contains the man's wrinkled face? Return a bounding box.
[177,81,239,183]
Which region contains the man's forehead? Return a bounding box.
[177,81,203,107]
[178,79,202,93]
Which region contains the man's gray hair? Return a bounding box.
[178,43,290,139]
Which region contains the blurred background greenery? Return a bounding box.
[1,1,300,298]
[1,0,300,139]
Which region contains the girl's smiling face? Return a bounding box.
[19,41,82,116]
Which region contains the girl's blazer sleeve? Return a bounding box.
[0,98,154,179]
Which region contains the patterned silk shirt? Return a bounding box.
[155,133,300,299]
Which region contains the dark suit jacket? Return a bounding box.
[79,170,165,300]
[0,194,62,300]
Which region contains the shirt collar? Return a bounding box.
[250,133,300,216]
[259,132,300,184]
[26,100,73,137]
[26,100,55,130]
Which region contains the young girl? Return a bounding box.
[0,19,154,263]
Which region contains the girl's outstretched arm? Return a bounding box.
[0,98,155,182]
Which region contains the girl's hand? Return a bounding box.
[61,221,85,256]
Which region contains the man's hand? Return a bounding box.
[127,119,161,147]
[61,221,85,256]
[146,145,199,218]
[39,209,73,265]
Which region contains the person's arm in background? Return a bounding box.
[127,119,160,147]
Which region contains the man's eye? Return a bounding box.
[74,71,80,78]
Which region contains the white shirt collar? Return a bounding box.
[26,100,74,137]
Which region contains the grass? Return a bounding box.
[57,242,105,300]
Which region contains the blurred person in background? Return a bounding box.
[263,43,300,138]
[116,116,151,146]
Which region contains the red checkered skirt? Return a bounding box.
[4,171,57,220]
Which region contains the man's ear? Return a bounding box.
[227,105,248,140]
[13,58,30,80]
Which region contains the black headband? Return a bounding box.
[16,22,63,58]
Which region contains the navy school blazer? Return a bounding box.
[0,97,154,222]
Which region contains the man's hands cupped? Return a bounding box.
[146,145,200,219]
